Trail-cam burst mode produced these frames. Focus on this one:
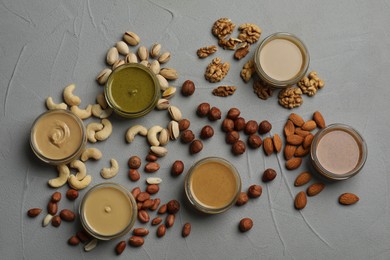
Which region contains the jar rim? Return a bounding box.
[79,182,138,240]
[104,63,160,118]
[184,157,242,214]
[30,109,87,165]
[310,123,368,180]
[254,32,310,88]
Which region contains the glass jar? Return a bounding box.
[254,32,310,88]
[104,63,160,118]
[310,124,368,181]
[30,109,87,165]
[79,183,137,240]
[184,157,241,214]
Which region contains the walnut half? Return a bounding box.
[238,23,262,44]
[278,87,303,109]
[212,86,237,97]
[197,45,217,58]
[204,57,230,83]
[212,18,235,40]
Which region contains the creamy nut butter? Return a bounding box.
[30,109,86,165]
[80,183,137,240]
[104,63,160,118]
[185,157,241,214]
[254,33,309,88]
[310,124,367,181]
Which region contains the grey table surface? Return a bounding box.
[1,0,390,259]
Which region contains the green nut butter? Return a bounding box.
[104,64,160,118]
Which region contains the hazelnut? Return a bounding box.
[258,120,272,134]
[180,129,195,143]
[171,160,184,176]
[244,120,259,135]
[247,185,262,198]
[225,131,240,144]
[200,125,214,139]
[234,117,246,131]
[190,139,203,154]
[248,134,262,149]
[227,107,241,120]
[262,168,277,182]
[232,140,246,155]
[239,218,253,232]
[167,200,180,214]
[208,107,222,121]
[181,80,195,96]
[196,103,210,117]
[221,118,234,132]
[236,192,249,206]
[128,156,141,169]
[178,119,190,131]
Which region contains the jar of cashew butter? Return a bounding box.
[30,109,87,165]
[79,183,137,240]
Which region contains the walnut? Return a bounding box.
[212,86,237,97]
[240,59,255,83]
[205,57,230,83]
[253,79,273,100]
[234,43,250,60]
[278,87,303,109]
[218,37,242,50]
[297,71,325,96]
[212,18,235,40]
[197,45,217,58]
[238,23,262,44]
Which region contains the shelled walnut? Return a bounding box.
[212,86,237,97]
[253,79,272,100]
[238,23,262,44]
[297,71,325,96]
[278,87,303,109]
[240,59,255,82]
[212,18,235,39]
[218,38,242,50]
[205,57,230,83]
[234,43,250,60]
[197,45,217,58]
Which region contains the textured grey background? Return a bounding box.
[1,0,390,259]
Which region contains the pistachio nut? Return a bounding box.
[158,52,171,64]
[156,74,169,91]
[112,59,125,70]
[125,52,138,64]
[156,99,170,110]
[150,60,160,75]
[140,60,150,68]
[168,120,180,140]
[116,41,129,55]
[138,46,148,61]
[168,106,182,122]
[106,47,119,65]
[150,43,161,58]
[96,68,112,85]
[162,86,176,99]
[123,31,140,46]
[160,68,178,80]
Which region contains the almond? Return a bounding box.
[286,134,304,146]
[295,128,310,138]
[289,113,304,127]
[294,145,310,157]
[307,183,325,196]
[294,191,307,210]
[339,193,359,205]
[303,134,314,149]
[272,134,282,153]
[286,157,302,170]
[284,120,295,137]
[284,144,297,160]
[313,111,326,129]
[301,120,317,131]
[263,137,274,156]
[294,171,312,186]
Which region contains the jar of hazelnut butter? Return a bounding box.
[310,124,368,181]
[30,109,87,165]
[184,157,242,214]
[104,63,160,118]
[79,183,137,240]
[254,32,310,88]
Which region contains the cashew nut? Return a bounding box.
[63,84,81,106]
[100,159,119,179]
[125,125,148,143]
[96,93,108,109]
[147,125,163,146]
[95,119,112,141]
[70,160,87,181]
[68,174,92,190]
[81,148,102,162]
[86,122,103,143]
[92,104,113,119]
[46,97,67,110]
[70,104,92,120]
[48,164,70,188]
